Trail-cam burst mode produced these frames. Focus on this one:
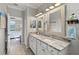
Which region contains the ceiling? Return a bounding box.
[36,3,55,13]
[6,3,59,15]
[7,3,44,11]
[17,3,44,9]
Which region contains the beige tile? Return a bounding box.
[8,38,33,55]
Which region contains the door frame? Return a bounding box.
[7,15,24,53]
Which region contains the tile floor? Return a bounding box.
[8,38,34,55]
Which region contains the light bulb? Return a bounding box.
[55,3,61,6]
[45,8,49,11]
[49,6,54,9]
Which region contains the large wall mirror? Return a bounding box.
[49,10,61,32]
[37,15,44,32]
[48,5,65,36]
[30,20,36,28]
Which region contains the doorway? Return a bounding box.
[7,16,24,54]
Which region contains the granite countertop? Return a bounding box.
[30,33,70,51]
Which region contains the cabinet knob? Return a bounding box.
[42,49,45,52]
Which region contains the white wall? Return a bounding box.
[23,7,37,48]
[0,4,7,13]
[0,4,7,54]
[0,29,5,54]
[65,3,79,54]
[65,3,79,38]
[7,7,23,17]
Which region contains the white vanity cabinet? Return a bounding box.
[36,38,59,55]
[29,34,69,55]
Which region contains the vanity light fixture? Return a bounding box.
[45,8,49,11]
[35,12,43,16]
[35,14,39,16]
[39,13,42,15]
[49,6,54,9]
[55,3,61,7]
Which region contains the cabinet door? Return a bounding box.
[40,42,49,55]
[32,37,37,54]
[36,40,42,55]
[29,36,37,54]
[37,40,49,55]
[29,36,33,49]
[48,46,59,55]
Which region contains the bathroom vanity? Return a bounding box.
[29,33,70,55]
[28,5,72,55]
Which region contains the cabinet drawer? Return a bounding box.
[41,47,49,55]
[37,40,48,55]
[48,46,59,55]
[40,42,48,49]
[37,40,40,45]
